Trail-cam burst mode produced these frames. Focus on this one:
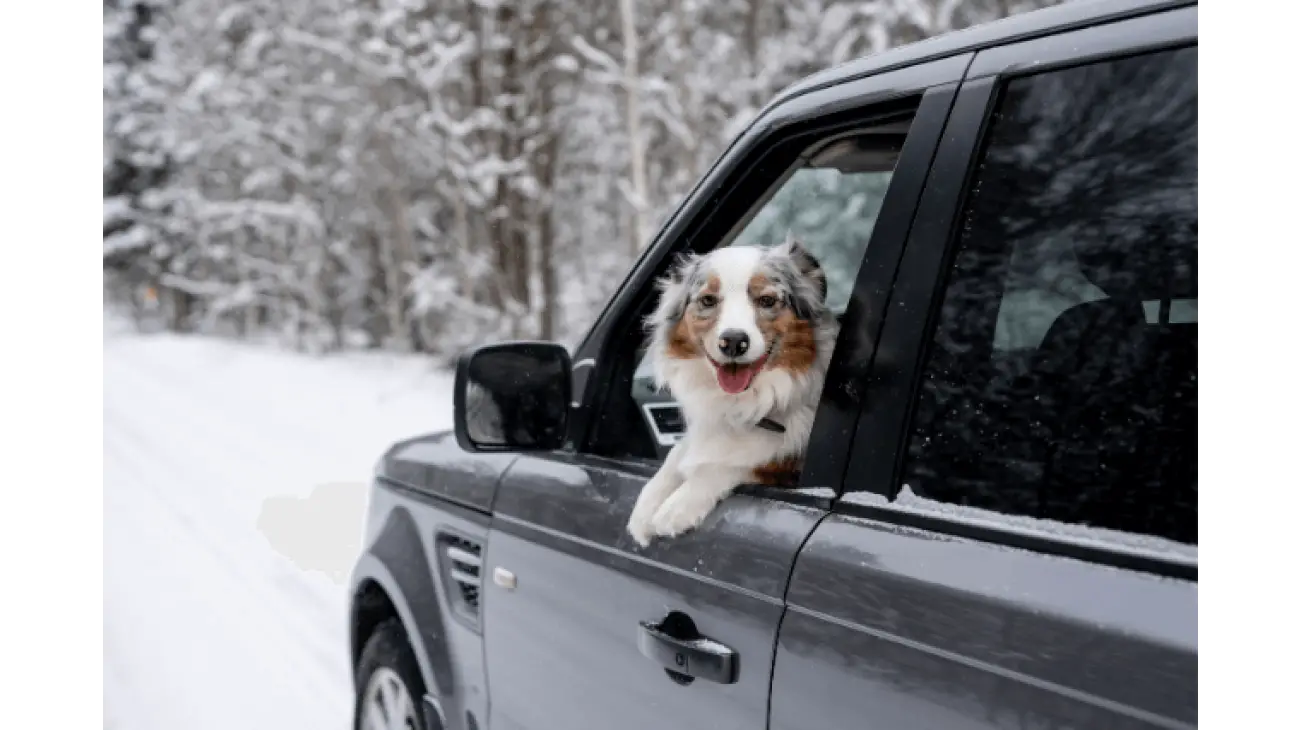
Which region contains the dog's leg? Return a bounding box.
[649,464,750,540]
[626,442,687,548]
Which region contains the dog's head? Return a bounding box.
[646,237,831,396]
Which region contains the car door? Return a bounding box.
[480,55,976,730]
[772,8,1197,730]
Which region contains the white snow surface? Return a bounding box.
[104,315,454,730]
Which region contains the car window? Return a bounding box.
[895,46,1197,545]
[620,123,911,461]
[632,159,894,388]
[730,165,894,313]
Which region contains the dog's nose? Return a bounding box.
[717,329,750,359]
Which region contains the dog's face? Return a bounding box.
[648,238,830,395]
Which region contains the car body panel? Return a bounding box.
[377,430,514,514]
[483,454,825,730]
[771,511,1196,730]
[352,432,516,729]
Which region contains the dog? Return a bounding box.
[626,237,839,547]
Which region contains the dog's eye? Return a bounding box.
[756,294,779,309]
[697,294,718,308]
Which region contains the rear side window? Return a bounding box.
[900,46,1197,545]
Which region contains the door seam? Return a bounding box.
[764,510,832,730]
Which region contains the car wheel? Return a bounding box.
[354,619,428,730]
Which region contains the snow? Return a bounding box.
[104,315,454,730]
[842,484,1198,565]
[103,196,133,228]
[103,226,150,258]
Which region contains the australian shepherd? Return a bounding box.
[626,237,839,547]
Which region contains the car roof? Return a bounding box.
[766,0,1194,111]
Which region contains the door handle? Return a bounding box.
[637,619,738,684]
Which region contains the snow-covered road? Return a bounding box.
[104,319,454,730]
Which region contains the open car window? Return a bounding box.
[627,126,907,458]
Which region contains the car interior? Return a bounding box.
[904,216,1198,544]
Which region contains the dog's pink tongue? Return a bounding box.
[715,363,757,394]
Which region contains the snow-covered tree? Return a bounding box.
[103,0,1058,359]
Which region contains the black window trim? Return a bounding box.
[563,54,975,498]
[833,11,1199,581]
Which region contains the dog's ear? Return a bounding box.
[773,234,829,320]
[644,251,701,333]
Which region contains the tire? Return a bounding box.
[354,619,429,730]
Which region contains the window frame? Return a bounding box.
[834,6,1199,580]
[562,54,974,495]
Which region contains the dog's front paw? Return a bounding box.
[626,512,655,548]
[650,487,715,540]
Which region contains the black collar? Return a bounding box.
[756,417,786,434]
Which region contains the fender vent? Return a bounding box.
[438,534,483,627]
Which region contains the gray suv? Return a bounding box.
[348,1,1198,728]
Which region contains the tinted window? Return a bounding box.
[900,47,1197,545]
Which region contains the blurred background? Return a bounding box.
[103,1,1054,728]
[104,0,1054,356]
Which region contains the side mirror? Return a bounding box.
[453,341,572,452]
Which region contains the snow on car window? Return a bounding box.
[841,485,1198,564]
